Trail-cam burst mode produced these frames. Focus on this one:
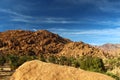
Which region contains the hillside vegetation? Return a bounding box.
[0,54,119,80]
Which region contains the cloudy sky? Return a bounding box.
[0,0,120,45]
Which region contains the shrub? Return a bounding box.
[8,54,19,70]
[66,57,76,66]
[48,55,57,64]
[17,56,33,67]
[106,72,120,80]
[79,56,106,73]
[39,54,46,62]
[58,56,67,65]
[0,54,6,66]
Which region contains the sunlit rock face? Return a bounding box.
[10,60,114,80]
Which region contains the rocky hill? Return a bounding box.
[10,60,114,80]
[0,30,71,55]
[0,30,111,58]
[98,43,120,57]
[59,42,111,58]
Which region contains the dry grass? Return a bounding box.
[0,71,13,80]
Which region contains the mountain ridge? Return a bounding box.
[0,29,112,58]
[0,30,71,55]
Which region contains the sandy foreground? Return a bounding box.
[10,60,114,80]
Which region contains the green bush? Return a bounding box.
[17,56,34,67]
[79,56,106,73]
[65,57,76,66]
[8,54,20,70]
[58,56,67,65]
[39,54,46,62]
[106,72,120,80]
[72,60,80,68]
[48,55,57,64]
[46,55,105,72]
[0,54,6,66]
[2,53,106,74]
[6,54,37,70]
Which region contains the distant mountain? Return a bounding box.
[98,43,120,57]
[0,30,110,58]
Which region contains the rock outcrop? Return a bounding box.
[0,30,110,58]
[98,43,120,57]
[10,60,114,80]
[59,42,109,58]
[0,30,71,55]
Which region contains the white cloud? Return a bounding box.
[60,0,120,14]
[0,8,81,24]
[0,8,32,18]
[95,0,120,13]
[32,28,37,31]
[97,20,120,26]
[47,27,120,36]
[1,8,120,27]
[11,16,83,24]
[56,0,97,4]
[47,27,120,45]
